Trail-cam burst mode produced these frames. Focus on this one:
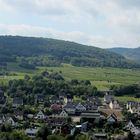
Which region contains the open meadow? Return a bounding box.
[0,63,140,91]
[45,64,140,90]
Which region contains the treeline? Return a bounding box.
[0,124,91,140]
[110,84,140,97]
[17,56,61,69]
[0,36,139,68]
[6,70,97,104]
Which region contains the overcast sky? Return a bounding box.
[0,0,140,48]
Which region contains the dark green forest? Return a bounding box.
[0,36,139,69]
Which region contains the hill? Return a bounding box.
[108,47,140,64]
[0,36,139,68]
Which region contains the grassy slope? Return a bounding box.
[45,64,140,90]
[1,63,140,90]
[115,96,140,103]
[1,63,140,103]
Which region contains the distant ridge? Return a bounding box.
[0,35,139,68]
[108,47,140,64]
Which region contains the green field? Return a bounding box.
[45,64,140,90]
[0,63,140,90]
[115,96,140,103]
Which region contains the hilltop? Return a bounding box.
[0,36,139,68]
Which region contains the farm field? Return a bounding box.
[45,64,140,90]
[0,63,140,90]
[115,96,140,103]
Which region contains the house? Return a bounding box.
[63,103,76,115]
[12,97,23,108]
[35,110,46,119]
[58,92,66,103]
[84,102,98,111]
[126,101,140,114]
[87,96,99,105]
[130,127,140,137]
[107,113,118,123]
[124,121,140,138]
[6,116,18,127]
[125,121,135,130]
[76,103,86,112]
[104,93,114,104]
[109,100,120,109]
[35,94,45,104]
[64,94,73,104]
[47,118,67,128]
[50,95,60,104]
[59,110,68,118]
[25,128,38,138]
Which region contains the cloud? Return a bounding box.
[0,24,139,48]
[0,0,140,48]
[0,24,89,43]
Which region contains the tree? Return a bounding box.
[24,75,30,81]
[66,117,72,124]
[37,125,50,140]
[47,135,64,140]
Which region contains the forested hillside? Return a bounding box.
[108,47,140,64]
[0,36,139,68]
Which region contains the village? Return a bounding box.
[0,87,140,140]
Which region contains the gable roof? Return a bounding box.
[37,110,45,115]
[64,103,77,109]
[59,110,68,115]
[110,100,119,104]
[125,121,135,130]
[104,93,114,102]
[107,113,117,121]
[84,102,98,110]
[76,103,86,108]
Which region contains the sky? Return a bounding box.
[0,0,140,48]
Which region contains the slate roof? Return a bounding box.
[63,103,77,109]
[84,102,98,110]
[125,121,135,130]
[127,101,139,108]
[107,113,118,121]
[104,93,114,103]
